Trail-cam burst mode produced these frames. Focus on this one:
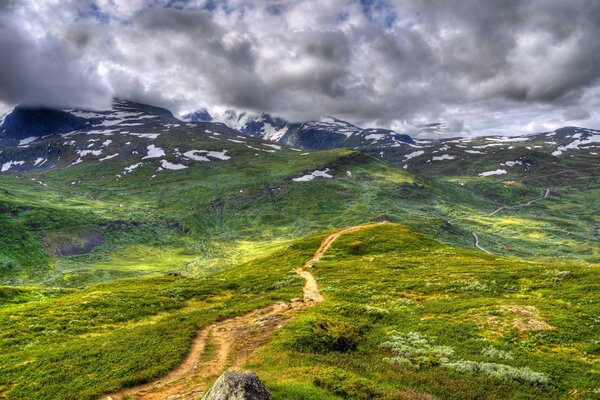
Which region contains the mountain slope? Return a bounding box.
[0,101,599,400]
[0,100,598,289]
[209,111,600,181]
[223,112,415,151]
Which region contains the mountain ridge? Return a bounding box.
[0,100,598,179]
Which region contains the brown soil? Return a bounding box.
[100,222,388,400]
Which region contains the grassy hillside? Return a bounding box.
[0,120,598,399]
[0,233,320,399]
[249,224,599,400]
[0,224,597,399]
[2,138,598,288]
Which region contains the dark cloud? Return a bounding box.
[0,6,112,109]
[562,108,590,121]
[0,0,599,134]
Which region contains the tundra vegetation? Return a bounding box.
[0,122,598,399]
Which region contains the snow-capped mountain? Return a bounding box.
[209,111,415,151]
[0,100,181,141]
[0,100,242,174]
[181,108,213,122]
[1,98,598,179]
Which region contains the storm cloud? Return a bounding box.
[1,0,599,135]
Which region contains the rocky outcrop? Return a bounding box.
[202,369,272,400]
[45,230,105,256]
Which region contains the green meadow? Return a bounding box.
[0,131,598,399]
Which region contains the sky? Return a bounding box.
[0,0,599,136]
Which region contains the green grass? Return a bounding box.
[0,233,321,400]
[1,128,599,399]
[247,224,599,400]
[2,131,598,287]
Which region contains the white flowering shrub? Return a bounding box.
[481,345,513,360]
[442,360,549,386]
[380,331,455,368]
[381,331,549,386]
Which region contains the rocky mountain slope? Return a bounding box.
[2,100,598,180]
[222,111,415,153]
[191,108,600,179]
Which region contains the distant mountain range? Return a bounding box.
[181,108,415,151]
[0,99,598,176]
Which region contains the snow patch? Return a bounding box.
[130,133,160,139]
[1,160,25,172]
[142,145,166,159]
[70,110,104,118]
[479,169,507,177]
[160,160,188,170]
[488,136,530,142]
[87,129,117,135]
[183,149,231,161]
[120,163,144,176]
[365,133,386,141]
[260,123,288,142]
[182,150,209,161]
[293,168,333,182]
[33,157,46,166]
[465,150,485,154]
[77,149,102,157]
[404,150,424,160]
[19,137,37,146]
[99,153,119,161]
[263,143,281,150]
[431,154,455,161]
[503,160,522,167]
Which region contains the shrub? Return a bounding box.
[0,257,17,271]
[380,331,454,368]
[481,345,513,360]
[347,240,365,255]
[381,332,548,386]
[314,367,382,399]
[442,360,549,386]
[288,317,359,353]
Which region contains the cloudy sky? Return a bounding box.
[1,0,599,136]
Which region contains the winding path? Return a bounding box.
[101,221,388,400]
[472,232,492,254]
[472,189,551,255]
[487,188,551,217]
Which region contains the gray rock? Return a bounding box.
[202,369,273,400]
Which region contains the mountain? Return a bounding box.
[385,126,600,180]
[0,99,242,173]
[181,108,213,122]
[1,100,599,400]
[2,100,598,182]
[1,107,94,140]
[197,108,600,182]
[207,111,415,152]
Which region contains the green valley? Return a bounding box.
[0,103,598,400]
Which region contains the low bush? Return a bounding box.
[314,367,382,399]
[288,316,359,353]
[442,360,549,386]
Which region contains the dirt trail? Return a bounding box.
[295,221,389,304]
[487,188,551,217]
[471,189,551,255]
[472,232,492,254]
[101,221,387,400]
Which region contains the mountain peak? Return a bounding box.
[182,108,213,122]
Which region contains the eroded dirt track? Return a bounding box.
[101,222,387,400]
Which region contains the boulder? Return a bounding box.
[202,369,273,400]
